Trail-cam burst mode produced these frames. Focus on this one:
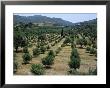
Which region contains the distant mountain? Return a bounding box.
[75,19,97,25]
[14,15,74,26]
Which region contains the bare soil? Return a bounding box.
[15,38,65,75]
[45,46,71,75]
[15,38,97,75]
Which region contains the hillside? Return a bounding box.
[14,15,74,26]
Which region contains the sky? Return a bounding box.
[14,13,97,23]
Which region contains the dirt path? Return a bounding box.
[76,47,97,74]
[45,45,72,75]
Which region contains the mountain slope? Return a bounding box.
[14,15,74,26]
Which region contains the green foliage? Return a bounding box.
[21,38,28,48]
[63,37,71,44]
[31,64,44,75]
[28,43,33,47]
[83,39,87,47]
[90,48,96,54]
[51,42,55,46]
[42,55,54,67]
[61,29,64,37]
[55,47,61,55]
[42,50,55,67]
[69,56,80,70]
[55,40,58,44]
[14,31,28,52]
[28,22,33,28]
[39,41,47,46]
[33,48,40,56]
[92,44,97,48]
[69,48,80,70]
[38,34,46,41]
[71,48,80,59]
[87,41,92,46]
[70,35,74,41]
[23,46,29,53]
[48,50,55,57]
[22,53,32,64]
[40,46,46,54]
[14,32,22,52]
[86,46,91,52]
[61,44,65,47]
[46,45,50,50]
[71,42,76,49]
[77,38,84,47]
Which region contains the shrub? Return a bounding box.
[69,56,80,70]
[22,53,32,64]
[71,48,79,59]
[71,42,76,49]
[63,37,71,44]
[86,47,91,52]
[31,64,44,75]
[48,50,55,57]
[77,39,84,47]
[36,43,40,48]
[51,43,55,46]
[28,43,33,47]
[40,42,46,46]
[61,44,65,47]
[88,41,92,46]
[55,47,61,55]
[38,34,46,41]
[70,35,74,41]
[33,48,40,56]
[90,48,96,54]
[14,33,27,52]
[55,40,58,43]
[92,44,97,48]
[23,46,29,53]
[42,55,54,67]
[61,29,64,37]
[83,39,87,47]
[40,46,46,54]
[46,45,50,50]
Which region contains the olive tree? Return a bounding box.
[22,53,32,64]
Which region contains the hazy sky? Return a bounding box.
[14,13,96,23]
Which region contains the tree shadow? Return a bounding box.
[44,66,52,69]
[14,49,23,53]
[89,54,94,56]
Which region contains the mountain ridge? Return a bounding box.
[14,15,74,26]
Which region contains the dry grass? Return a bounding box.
[14,38,97,75]
[45,46,71,75]
[14,38,65,75]
[76,46,97,74]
